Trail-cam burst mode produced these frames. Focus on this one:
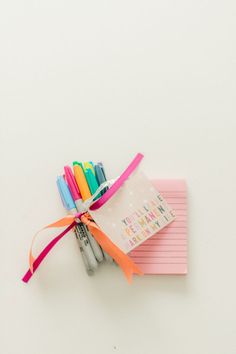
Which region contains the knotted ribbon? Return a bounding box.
[22,153,144,283]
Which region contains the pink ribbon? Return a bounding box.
[90,153,144,210]
[22,221,77,283]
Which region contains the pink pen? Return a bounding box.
[64,166,104,262]
[64,166,84,212]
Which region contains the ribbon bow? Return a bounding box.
[22,153,144,283]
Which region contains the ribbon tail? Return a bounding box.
[29,253,35,274]
[81,215,143,283]
[22,221,76,283]
[27,215,76,276]
[46,215,75,228]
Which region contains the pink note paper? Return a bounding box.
[129,180,187,274]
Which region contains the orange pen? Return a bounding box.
[73,162,92,201]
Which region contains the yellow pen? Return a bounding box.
[84,161,95,174]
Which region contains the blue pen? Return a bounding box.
[57,176,77,213]
[57,176,98,272]
[98,162,107,180]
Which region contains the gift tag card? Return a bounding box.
[89,168,175,253]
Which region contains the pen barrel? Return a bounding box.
[83,224,104,262]
[103,251,113,263]
[75,223,98,270]
[75,200,104,262]
[73,228,94,275]
[75,199,86,213]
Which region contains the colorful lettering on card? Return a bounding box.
[89,168,175,253]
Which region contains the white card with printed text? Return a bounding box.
[89,168,175,253]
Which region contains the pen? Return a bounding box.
[57,177,94,275]
[64,166,85,211]
[74,162,112,264]
[84,166,101,200]
[57,176,98,271]
[57,182,93,275]
[84,161,95,174]
[73,162,91,201]
[98,162,107,179]
[94,163,108,195]
[65,165,104,263]
[81,162,111,262]
[94,163,113,263]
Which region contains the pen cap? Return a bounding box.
[56,176,76,211]
[95,164,108,195]
[84,162,95,174]
[73,163,92,201]
[64,166,81,201]
[73,161,86,173]
[57,180,67,209]
[97,162,107,180]
[95,164,105,184]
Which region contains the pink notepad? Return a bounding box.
[129,180,187,274]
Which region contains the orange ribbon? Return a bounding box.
[28,215,76,273]
[81,214,143,282]
[23,213,143,284]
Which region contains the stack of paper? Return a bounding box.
[129,180,187,274]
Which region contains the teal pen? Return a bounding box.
[84,168,101,200]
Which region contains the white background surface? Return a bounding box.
[1,1,236,354]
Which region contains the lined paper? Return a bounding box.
[129,180,187,274]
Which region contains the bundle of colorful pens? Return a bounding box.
[57,161,113,275]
